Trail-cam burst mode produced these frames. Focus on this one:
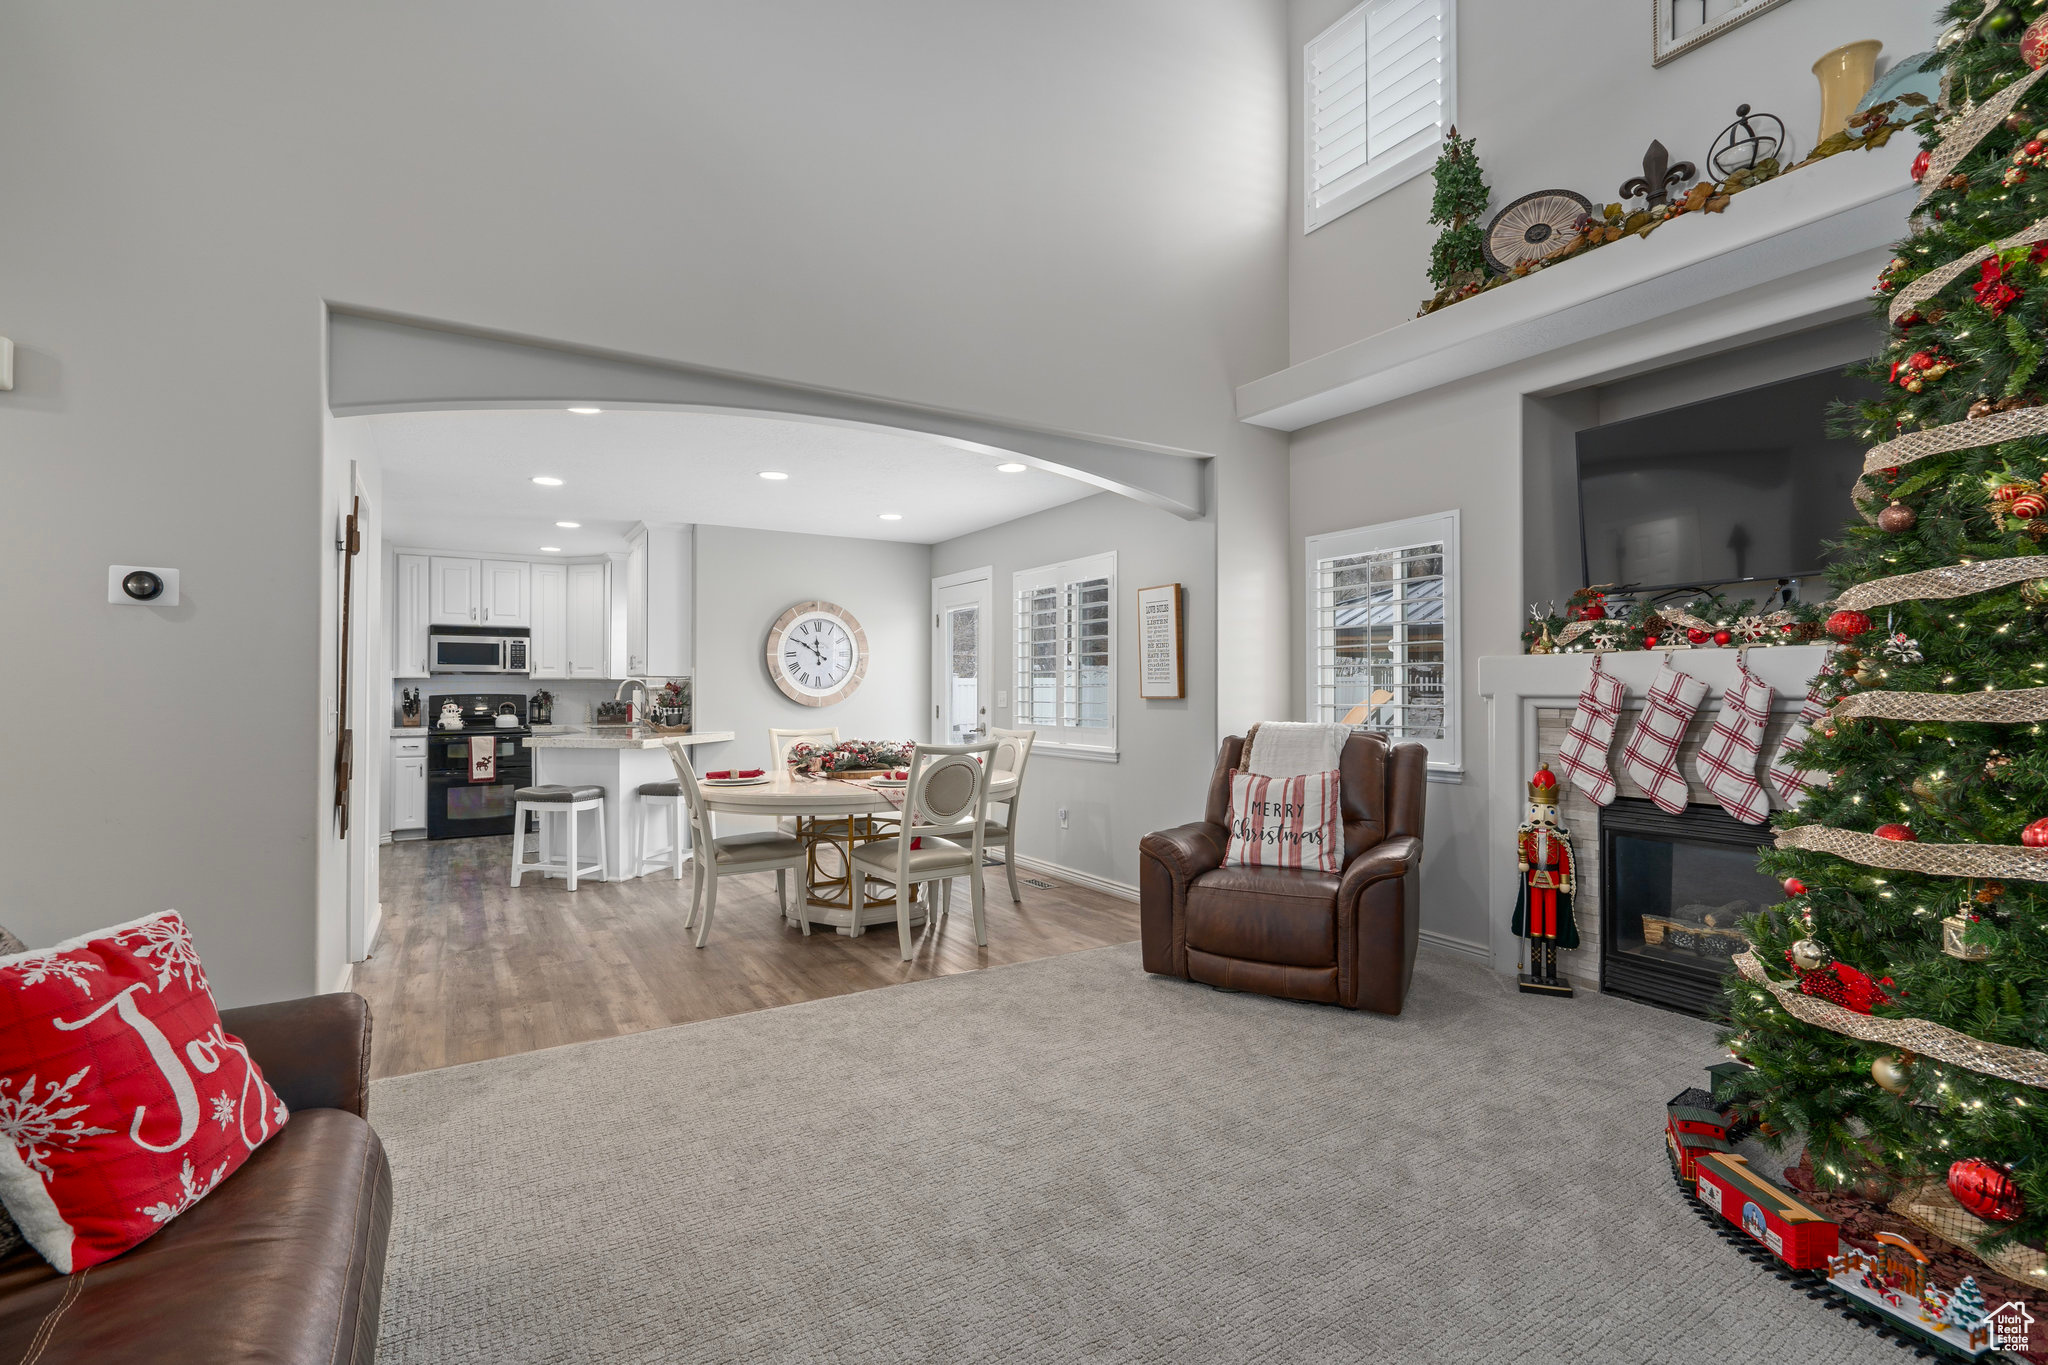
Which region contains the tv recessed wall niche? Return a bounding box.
[1573,367,1879,596]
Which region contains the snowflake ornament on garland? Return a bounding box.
[1880,632,1924,665]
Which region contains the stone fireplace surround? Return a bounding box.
[1478,647,1830,990]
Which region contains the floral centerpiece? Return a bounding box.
[785,738,915,775]
[643,677,692,733]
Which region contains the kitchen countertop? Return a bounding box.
[524,727,735,750]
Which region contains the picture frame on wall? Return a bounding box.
[1137,583,1184,701]
[1653,0,1796,67]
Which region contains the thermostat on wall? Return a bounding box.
[108,565,180,606]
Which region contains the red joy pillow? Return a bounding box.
[0,912,286,1272]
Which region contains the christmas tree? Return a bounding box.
[1723,2,2048,1263]
[1950,1274,1988,1328]
[1425,126,1490,290]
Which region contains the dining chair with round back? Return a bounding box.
[848,740,998,961]
[981,728,1036,902]
[665,741,809,948]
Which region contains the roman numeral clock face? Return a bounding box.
[765,602,868,707]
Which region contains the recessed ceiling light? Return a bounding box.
[540,546,562,553]
[555,521,581,529]
[566,407,602,415]
[996,462,1027,473]
[879,513,902,521]
[758,471,790,481]
[531,476,564,487]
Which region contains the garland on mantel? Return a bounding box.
[1523,587,1826,655]
[1419,98,1936,319]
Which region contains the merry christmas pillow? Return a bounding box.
[1223,769,1343,874]
[0,911,286,1272]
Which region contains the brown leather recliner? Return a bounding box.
[1140,732,1427,1015]
[0,993,392,1365]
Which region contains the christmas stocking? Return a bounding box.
[1622,664,1706,815]
[1767,685,1832,809]
[1692,663,1774,824]
[1553,655,1625,806]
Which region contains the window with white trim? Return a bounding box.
[1304,0,1455,232]
[1307,512,1459,770]
[1014,551,1116,756]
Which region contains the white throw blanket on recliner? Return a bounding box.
[1243,721,1350,777]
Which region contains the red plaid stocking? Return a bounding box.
[1553,655,1625,806]
[1692,663,1774,824]
[1767,685,1831,809]
[1622,664,1705,815]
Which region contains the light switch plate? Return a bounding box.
[108,565,180,606]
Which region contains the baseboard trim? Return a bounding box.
[1007,853,1140,903]
[1419,929,1492,965]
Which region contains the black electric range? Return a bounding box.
[424,693,531,841]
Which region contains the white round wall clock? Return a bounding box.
[765,600,868,707]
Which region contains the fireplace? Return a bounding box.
[1598,798,1779,1018]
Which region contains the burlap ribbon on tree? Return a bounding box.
[1854,404,2048,517]
[1831,685,2048,723]
[1776,823,2048,882]
[1913,64,2048,209]
[1733,950,2048,1091]
[1835,555,2048,610]
[1887,214,2048,325]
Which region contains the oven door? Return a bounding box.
[430,635,509,674]
[426,735,531,839]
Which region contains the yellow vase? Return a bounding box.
[1812,40,1883,143]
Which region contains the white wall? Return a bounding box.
[933,492,1217,889]
[0,1,1289,1003]
[1287,0,1937,360]
[693,527,931,781]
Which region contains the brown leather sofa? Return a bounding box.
[0,993,392,1364]
[1140,732,1427,1014]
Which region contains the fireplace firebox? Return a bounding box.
[1598,798,1780,1017]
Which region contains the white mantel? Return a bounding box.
[1475,646,1829,983]
[1241,139,1916,431]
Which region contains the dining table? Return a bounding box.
[698,767,1018,937]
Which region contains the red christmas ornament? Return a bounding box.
[1686,627,1709,644]
[1783,877,1807,897]
[1874,823,1917,842]
[1948,1159,2026,1222]
[1712,629,1733,646]
[1912,148,1932,182]
[1575,598,1607,622]
[1827,610,1873,640]
[2025,15,2048,71]
[2011,490,2048,520]
[1795,959,1892,1015]
[2022,816,2048,848]
[1641,635,1659,650]
[1908,351,1936,371]
[1995,482,2032,502]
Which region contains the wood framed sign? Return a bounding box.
[1652,0,1796,67]
[1137,583,1184,700]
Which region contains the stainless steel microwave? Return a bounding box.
[429,631,530,674]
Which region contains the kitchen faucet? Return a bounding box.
[614,676,652,724]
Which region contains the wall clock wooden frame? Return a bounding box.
[765,600,869,707]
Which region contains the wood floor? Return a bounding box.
[355,835,1141,1079]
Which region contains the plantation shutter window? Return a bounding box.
[1306,512,1461,772]
[1304,0,1455,232]
[1012,552,1117,757]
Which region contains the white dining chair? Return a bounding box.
[848,740,998,961]
[666,742,809,948]
[981,728,1036,902]
[768,727,840,835]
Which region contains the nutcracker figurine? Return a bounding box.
[1511,762,1579,997]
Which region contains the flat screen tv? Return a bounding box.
[1575,367,1880,595]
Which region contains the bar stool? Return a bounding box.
[511,785,607,891]
[636,779,688,879]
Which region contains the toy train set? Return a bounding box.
[1664,1077,2025,1359]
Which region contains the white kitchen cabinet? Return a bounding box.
[619,523,693,678]
[480,559,530,627]
[623,528,649,677]
[429,556,481,625]
[394,552,431,677]
[390,735,428,834]
[530,563,566,678]
[565,560,608,678]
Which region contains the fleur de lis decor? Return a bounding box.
[1620,139,1698,209]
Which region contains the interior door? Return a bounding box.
[932,570,992,745]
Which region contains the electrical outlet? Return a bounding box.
[1057,806,1069,829]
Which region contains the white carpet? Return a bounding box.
[371,943,1880,1363]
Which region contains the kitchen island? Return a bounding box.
[522,728,735,881]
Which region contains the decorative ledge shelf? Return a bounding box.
[1238,140,1919,432]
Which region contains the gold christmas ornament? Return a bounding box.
[2023,576,2048,606]
[1872,1052,1914,1094]
[1791,938,1833,971]
[1943,913,1993,961]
